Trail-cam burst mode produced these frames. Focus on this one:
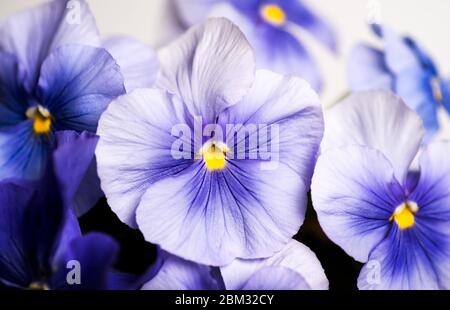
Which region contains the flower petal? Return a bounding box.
[0,0,100,91]
[347,44,393,91]
[174,0,219,27]
[54,131,99,210]
[103,36,159,92]
[0,181,35,287]
[37,45,125,133]
[208,3,322,91]
[322,91,425,184]
[219,69,323,187]
[312,145,405,262]
[157,18,255,123]
[142,252,224,290]
[381,25,422,75]
[221,240,328,290]
[136,159,307,266]
[358,223,450,289]
[280,0,337,52]
[0,51,29,126]
[240,266,310,290]
[51,233,119,290]
[96,89,194,227]
[392,63,439,141]
[0,121,49,180]
[441,78,450,115]
[411,142,450,224]
[72,158,103,217]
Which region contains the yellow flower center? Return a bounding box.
[260,4,287,26]
[200,141,228,171]
[430,77,443,103]
[29,282,50,290]
[390,201,419,230]
[26,105,52,135]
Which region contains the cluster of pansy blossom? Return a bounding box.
[1,0,449,291]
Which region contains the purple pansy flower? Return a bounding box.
[143,240,327,290]
[174,0,337,92]
[96,18,323,266]
[0,131,160,290]
[0,0,158,216]
[312,90,450,289]
[347,24,450,141]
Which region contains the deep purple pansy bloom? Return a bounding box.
[0,131,160,290]
[312,91,450,289]
[347,24,450,141]
[174,0,337,92]
[0,0,158,216]
[143,240,328,290]
[96,18,324,266]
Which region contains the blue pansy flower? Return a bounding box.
[312,91,450,289]
[0,0,158,216]
[0,131,161,290]
[143,240,328,290]
[347,25,450,141]
[96,18,324,266]
[174,0,337,91]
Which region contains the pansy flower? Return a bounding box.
[347,24,450,141]
[174,0,337,91]
[143,240,328,290]
[0,131,160,290]
[96,18,324,265]
[0,0,158,216]
[312,91,450,289]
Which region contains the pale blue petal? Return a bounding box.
[312,145,405,262]
[347,44,392,91]
[157,18,255,123]
[0,0,100,91]
[221,240,328,290]
[103,36,159,92]
[37,45,125,133]
[322,91,424,184]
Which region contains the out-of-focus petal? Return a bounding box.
[347,44,392,91]
[136,159,307,266]
[441,78,450,114]
[322,91,425,184]
[103,36,159,92]
[312,146,405,262]
[219,70,323,187]
[142,253,224,290]
[96,89,194,227]
[381,25,422,75]
[221,240,328,290]
[174,0,219,27]
[0,0,100,91]
[279,0,337,52]
[37,45,125,133]
[0,121,49,180]
[0,51,29,126]
[157,18,255,123]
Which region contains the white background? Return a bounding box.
[1,0,450,136]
